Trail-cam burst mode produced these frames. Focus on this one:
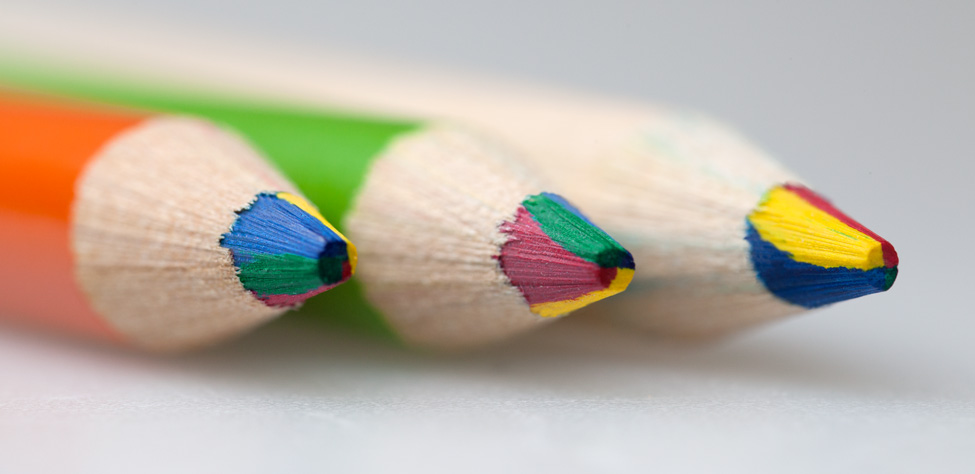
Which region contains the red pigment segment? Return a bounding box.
[783,183,898,268]
[498,207,615,305]
[258,282,336,307]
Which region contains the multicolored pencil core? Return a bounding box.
[221,192,356,307]
[498,192,635,317]
[746,183,898,308]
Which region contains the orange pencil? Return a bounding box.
[0,92,356,352]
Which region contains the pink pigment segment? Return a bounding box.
[257,282,338,307]
[782,183,898,268]
[498,206,615,305]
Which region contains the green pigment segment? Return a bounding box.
[523,193,634,269]
[0,62,419,340]
[238,253,329,296]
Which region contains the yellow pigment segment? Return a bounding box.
[748,187,883,270]
[530,268,635,317]
[278,191,358,273]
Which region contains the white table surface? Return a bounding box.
[1,1,973,472]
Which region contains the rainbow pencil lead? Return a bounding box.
[745,183,897,308]
[221,192,357,308]
[499,192,635,317]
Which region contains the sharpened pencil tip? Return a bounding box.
[221,192,356,307]
[746,183,897,309]
[498,192,635,317]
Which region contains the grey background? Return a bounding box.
[1,1,973,473]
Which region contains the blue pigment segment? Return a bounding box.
[220,193,345,267]
[745,222,891,308]
[539,192,597,226]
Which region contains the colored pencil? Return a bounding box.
[0,69,636,350]
[0,30,894,338]
[0,92,356,352]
